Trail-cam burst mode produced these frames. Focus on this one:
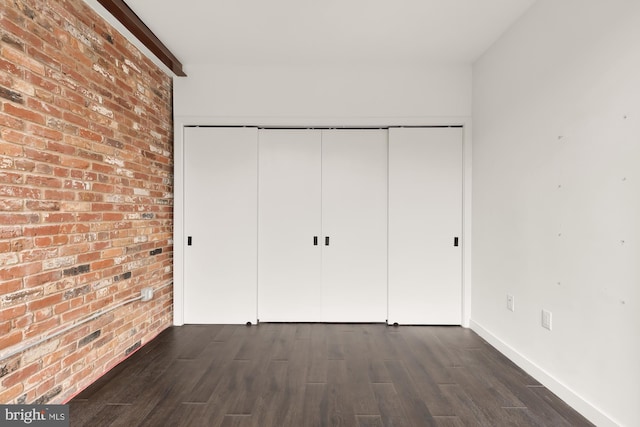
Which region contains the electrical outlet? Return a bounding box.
[141,287,154,302]
[507,294,515,312]
[541,309,552,330]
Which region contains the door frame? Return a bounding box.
[173,116,473,327]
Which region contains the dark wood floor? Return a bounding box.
[69,324,593,426]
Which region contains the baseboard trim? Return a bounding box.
[470,320,620,427]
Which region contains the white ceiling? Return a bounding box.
[124,0,536,67]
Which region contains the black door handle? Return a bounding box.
[325,236,330,246]
[313,236,318,246]
[188,236,192,246]
[454,237,459,247]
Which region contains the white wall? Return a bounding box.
[174,63,471,120]
[173,62,474,328]
[472,1,640,426]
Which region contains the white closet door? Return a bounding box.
[388,127,463,325]
[321,130,388,322]
[258,130,322,321]
[184,127,258,324]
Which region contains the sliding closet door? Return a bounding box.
[321,130,388,322]
[184,127,258,324]
[388,127,463,325]
[258,130,322,321]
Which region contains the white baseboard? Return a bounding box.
[470,320,620,427]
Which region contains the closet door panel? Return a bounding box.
[388,127,463,325]
[321,130,388,322]
[258,129,322,321]
[184,127,258,324]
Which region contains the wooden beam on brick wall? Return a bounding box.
[97,0,186,76]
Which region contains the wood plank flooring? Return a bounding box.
[69,324,594,426]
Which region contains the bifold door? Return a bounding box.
[257,129,388,322]
[388,127,463,325]
[183,127,258,324]
[257,130,322,321]
[320,130,388,321]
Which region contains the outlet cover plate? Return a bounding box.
[542,309,552,330]
[507,294,515,312]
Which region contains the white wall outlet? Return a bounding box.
[507,294,515,312]
[541,309,552,330]
[141,287,154,302]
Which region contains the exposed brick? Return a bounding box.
[3,103,46,125]
[1,288,42,305]
[63,284,91,300]
[23,225,62,237]
[0,0,173,405]
[1,363,40,388]
[60,304,91,323]
[0,262,42,281]
[0,279,22,296]
[78,330,101,347]
[0,331,23,350]
[24,270,63,288]
[28,294,63,311]
[25,317,61,338]
[0,359,21,379]
[2,45,45,75]
[0,305,27,322]
[34,385,62,404]
[62,264,90,277]
[124,340,141,356]
[0,86,24,103]
[0,383,24,403]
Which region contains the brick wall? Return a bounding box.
[0,0,173,404]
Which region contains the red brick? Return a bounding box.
[0,141,24,156]
[0,305,27,322]
[2,362,40,388]
[0,199,23,211]
[26,98,63,118]
[0,382,24,403]
[0,262,42,280]
[0,330,23,350]
[53,301,70,314]
[24,270,63,288]
[48,140,77,155]
[28,201,62,212]
[25,69,60,93]
[24,147,60,164]
[42,213,74,222]
[25,175,63,188]
[0,279,22,295]
[61,345,91,369]
[77,251,100,263]
[52,235,69,245]
[24,225,62,237]
[60,156,91,169]
[34,236,53,247]
[44,189,75,201]
[3,103,46,125]
[0,0,173,404]
[0,212,37,224]
[2,45,45,75]
[25,317,60,338]
[61,304,91,323]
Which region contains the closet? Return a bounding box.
[258,129,388,322]
[182,126,463,325]
[388,127,463,324]
[183,127,258,324]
